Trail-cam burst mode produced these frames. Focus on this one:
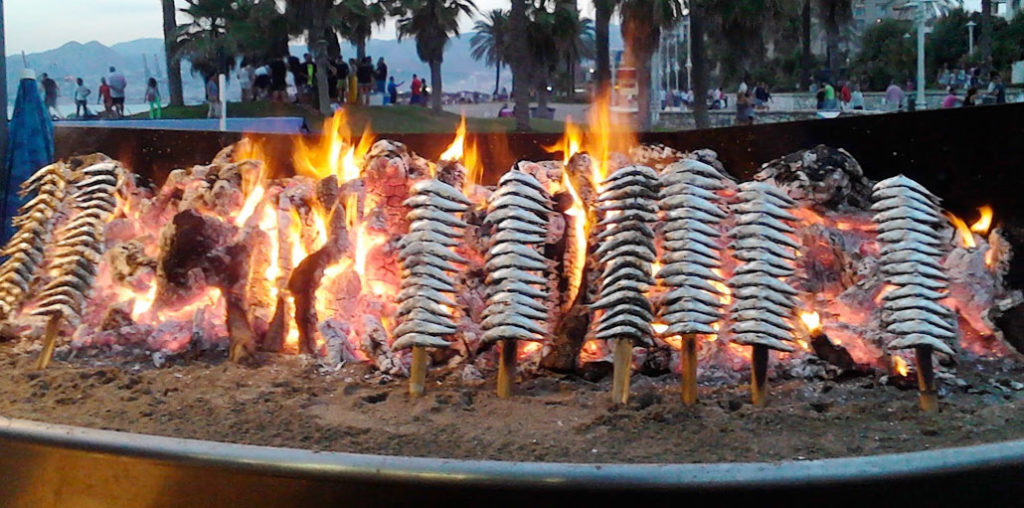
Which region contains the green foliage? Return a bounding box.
[851,19,914,90]
[470,9,509,67]
[330,0,391,54]
[396,0,477,64]
[176,0,287,80]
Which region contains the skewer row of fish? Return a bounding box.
[30,162,122,325]
[870,175,957,355]
[591,165,661,347]
[392,179,471,351]
[725,181,801,352]
[656,159,730,337]
[480,168,552,345]
[0,163,68,318]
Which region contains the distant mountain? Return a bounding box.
[7,27,625,106]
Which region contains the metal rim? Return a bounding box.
[2,415,1023,490]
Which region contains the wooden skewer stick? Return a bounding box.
[35,315,61,370]
[497,339,517,399]
[409,345,427,397]
[611,338,633,405]
[680,334,698,406]
[751,344,769,407]
[915,346,938,413]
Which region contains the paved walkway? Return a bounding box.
[443,102,590,122]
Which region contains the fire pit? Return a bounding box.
[2,105,1024,504]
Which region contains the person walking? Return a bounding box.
[206,75,220,119]
[73,77,91,118]
[884,80,904,111]
[40,73,60,119]
[107,66,127,117]
[145,78,162,119]
[98,77,112,116]
[387,76,405,105]
[410,74,422,105]
[375,57,388,96]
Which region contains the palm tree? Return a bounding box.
[162,0,185,107]
[332,0,390,60]
[397,0,477,112]
[176,0,242,81]
[815,0,852,80]
[620,0,684,130]
[553,2,595,99]
[594,0,619,95]
[286,0,335,115]
[470,9,509,97]
[690,0,710,129]
[509,0,531,131]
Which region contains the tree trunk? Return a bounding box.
[494,61,501,97]
[567,58,576,99]
[635,52,653,131]
[595,0,613,96]
[801,0,812,90]
[980,0,993,74]
[430,59,442,112]
[162,0,185,107]
[536,74,549,113]
[690,2,710,129]
[825,2,840,80]
[326,27,341,61]
[510,0,531,131]
[357,40,367,61]
[311,34,332,116]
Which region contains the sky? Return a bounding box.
[3,0,982,56]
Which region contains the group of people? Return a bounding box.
[812,80,865,111]
[940,71,1007,109]
[236,54,430,109]
[40,67,140,120]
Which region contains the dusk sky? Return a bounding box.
[4,0,981,55]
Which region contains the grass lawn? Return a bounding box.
[131,102,564,134]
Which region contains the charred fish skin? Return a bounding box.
[592,165,659,347]
[481,168,553,345]
[725,180,799,352]
[871,175,956,355]
[393,178,470,351]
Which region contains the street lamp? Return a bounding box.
[966,20,976,56]
[898,0,932,109]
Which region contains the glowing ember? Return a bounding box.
[971,205,993,235]
[892,355,910,377]
[799,311,822,335]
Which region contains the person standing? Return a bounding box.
[73,77,91,118]
[963,87,979,106]
[884,80,904,111]
[303,53,317,102]
[335,57,350,103]
[375,57,388,96]
[40,73,60,119]
[107,67,127,117]
[269,58,288,102]
[987,72,1006,104]
[821,81,836,110]
[206,75,220,119]
[98,77,112,115]
[253,65,271,101]
[356,57,374,106]
[387,76,404,105]
[145,78,162,119]
[850,84,865,110]
[941,86,960,108]
[839,81,852,110]
[410,74,422,105]
[347,58,359,104]
[237,61,253,102]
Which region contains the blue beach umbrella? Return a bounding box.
[0,69,54,242]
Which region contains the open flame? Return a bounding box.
[439,116,467,162]
[946,212,977,249]
[892,355,909,377]
[293,109,374,181]
[800,311,822,335]
[971,206,993,235]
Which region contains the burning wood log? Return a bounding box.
[480,167,552,398]
[591,165,660,404]
[392,179,471,396]
[32,161,123,368]
[656,159,730,405]
[870,175,957,413]
[726,181,801,406]
[0,162,68,319]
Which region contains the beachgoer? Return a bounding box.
[942,87,959,109]
[253,65,271,101]
[822,81,836,110]
[387,77,404,105]
[376,57,388,95]
[963,87,979,106]
[303,53,317,100]
[145,77,162,119]
[987,72,1006,104]
[884,80,904,111]
[497,103,512,117]
[410,74,422,105]
[334,57,350,103]
[288,56,304,102]
[98,78,112,115]
[73,77,90,118]
[735,87,754,126]
[347,58,359,104]
[850,85,865,110]
[270,58,288,102]
[237,61,253,102]
[206,76,220,119]
[754,82,770,110]
[40,73,60,119]
[357,57,374,106]
[839,81,852,110]
[107,66,127,117]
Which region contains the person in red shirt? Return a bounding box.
[839,81,852,110]
[98,78,112,115]
[410,74,422,105]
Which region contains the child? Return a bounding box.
[74,78,91,118]
[145,78,162,119]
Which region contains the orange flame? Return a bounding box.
[970,206,993,235]
[463,138,483,194]
[561,172,588,306]
[946,212,976,249]
[293,109,374,182]
[544,117,584,165]
[439,116,467,162]
[892,355,909,377]
[800,311,822,335]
